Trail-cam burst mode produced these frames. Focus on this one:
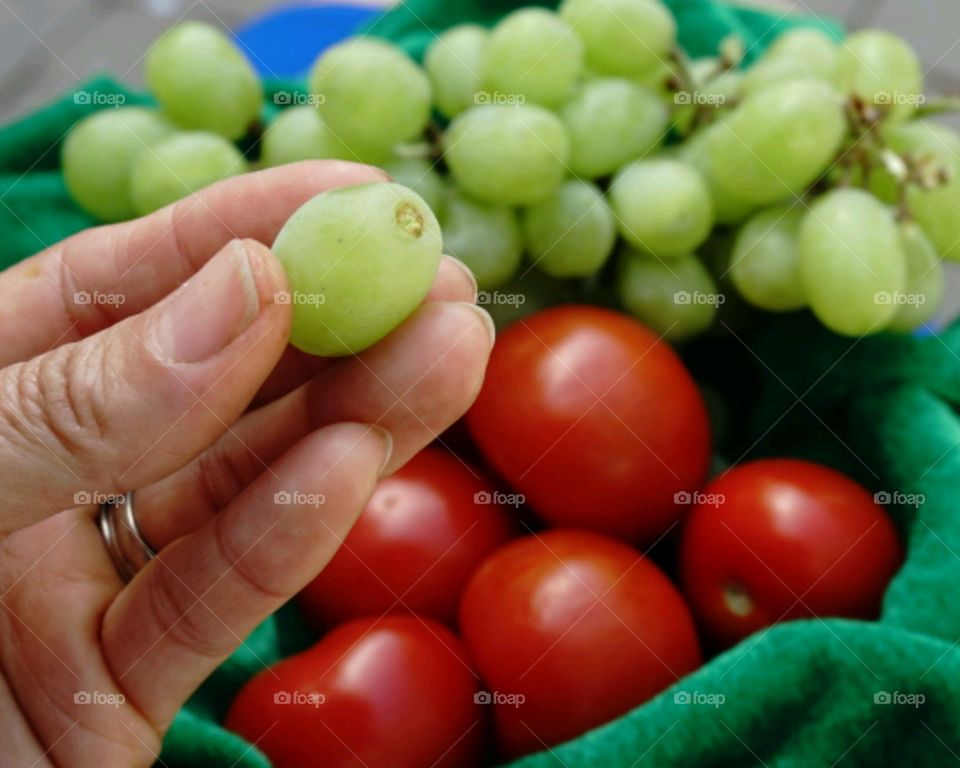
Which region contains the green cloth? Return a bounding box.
[6,1,960,767]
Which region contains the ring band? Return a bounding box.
[97,493,155,583]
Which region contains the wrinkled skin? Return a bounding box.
[0,161,493,765]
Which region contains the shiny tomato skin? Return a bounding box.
[466,306,711,545]
[679,459,904,650]
[459,529,702,758]
[296,448,515,628]
[224,616,486,768]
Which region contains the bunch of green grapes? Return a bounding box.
[430,0,693,302]
[716,26,948,337]
[63,22,263,221]
[60,4,953,353]
[422,9,946,340]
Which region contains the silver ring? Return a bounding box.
[97,492,155,583]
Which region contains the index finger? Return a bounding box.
[0,160,388,367]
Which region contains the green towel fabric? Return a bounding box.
[4,1,959,766]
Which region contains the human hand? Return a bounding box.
[0,161,493,765]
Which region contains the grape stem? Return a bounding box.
[915,96,960,119]
[666,46,738,137]
[833,95,952,222]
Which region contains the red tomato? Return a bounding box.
[297,448,515,627]
[459,529,702,758]
[466,306,711,545]
[225,616,487,768]
[679,459,904,650]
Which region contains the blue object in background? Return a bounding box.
[235,4,381,79]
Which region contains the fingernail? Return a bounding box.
[457,302,496,350]
[369,425,394,477]
[152,240,260,364]
[448,256,479,303]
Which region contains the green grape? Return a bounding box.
[309,38,431,154]
[883,121,960,260]
[699,69,743,102]
[145,22,262,140]
[729,205,807,311]
[885,120,960,169]
[480,269,573,331]
[836,30,923,122]
[442,190,523,290]
[129,132,248,215]
[609,158,713,258]
[558,0,676,80]
[706,79,847,206]
[482,8,583,108]
[523,179,616,278]
[261,106,347,167]
[708,169,760,225]
[62,107,175,222]
[888,222,944,333]
[342,139,398,167]
[559,78,669,179]
[797,188,907,336]
[767,27,840,65]
[444,105,569,206]
[742,28,839,95]
[381,157,448,220]
[909,181,960,263]
[677,125,757,224]
[855,157,900,205]
[742,56,832,96]
[617,247,720,342]
[274,183,442,357]
[424,25,488,119]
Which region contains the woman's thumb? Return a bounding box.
[0,238,290,532]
